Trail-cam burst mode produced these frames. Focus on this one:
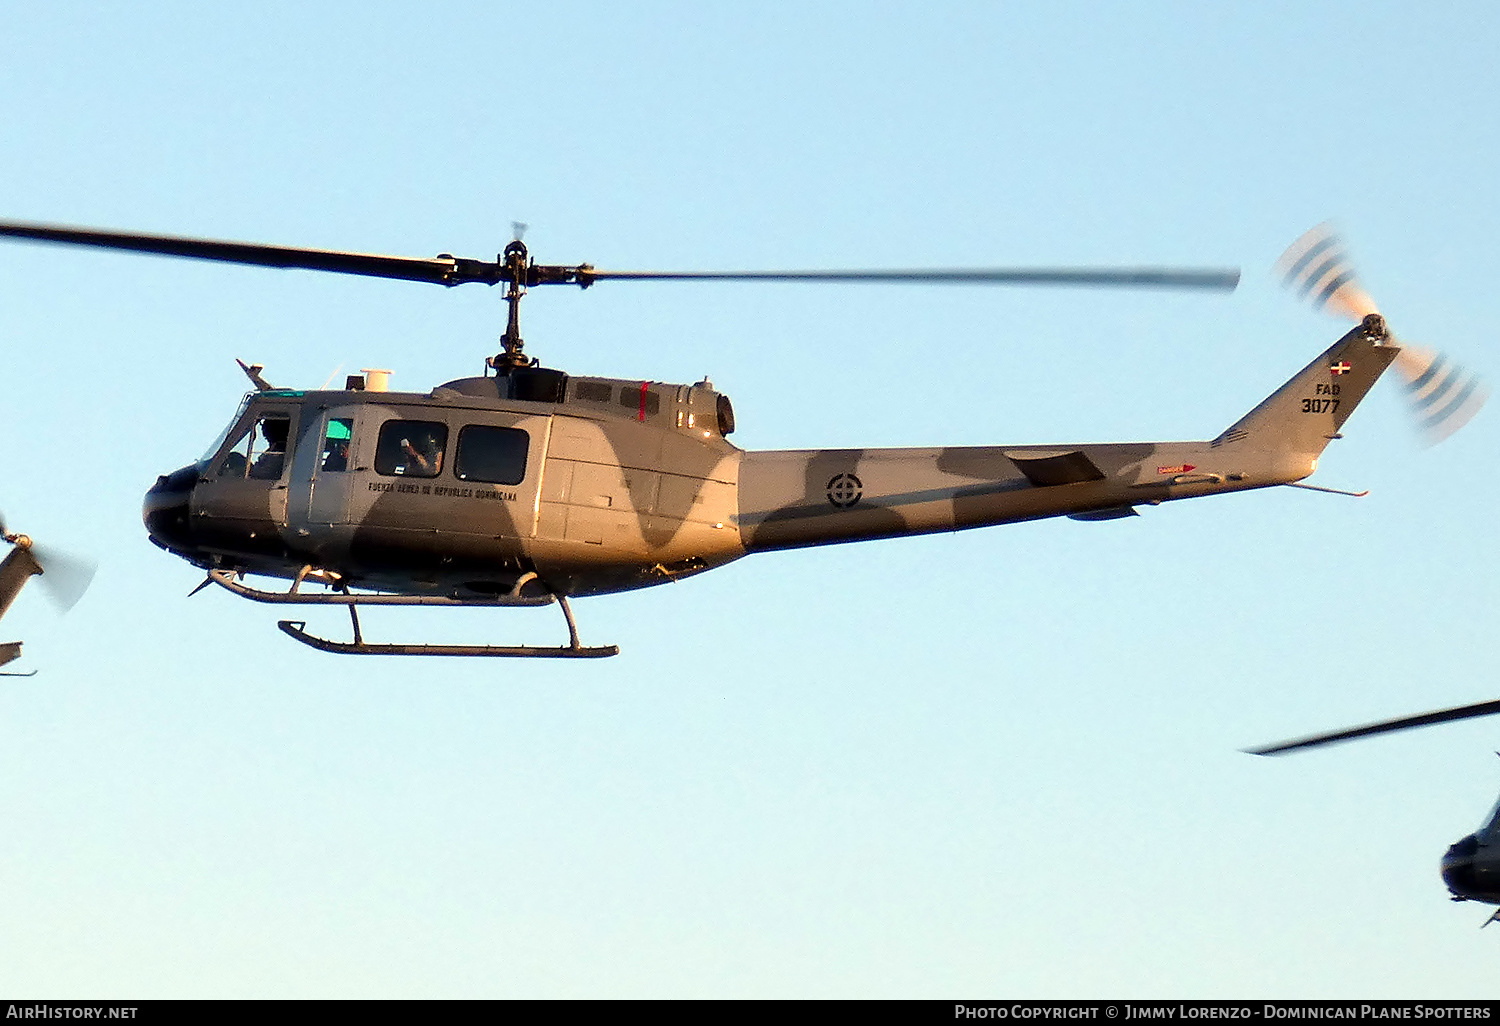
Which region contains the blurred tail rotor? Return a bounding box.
[1,512,96,615]
[1387,342,1488,446]
[29,542,96,613]
[1276,222,1487,445]
[1276,223,1380,322]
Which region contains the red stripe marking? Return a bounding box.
[638,381,648,422]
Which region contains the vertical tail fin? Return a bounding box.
[1213,314,1399,457]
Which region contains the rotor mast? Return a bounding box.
[487,239,600,373]
[491,240,531,373]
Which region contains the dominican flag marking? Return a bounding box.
[1330,361,1352,376]
[1157,464,1196,475]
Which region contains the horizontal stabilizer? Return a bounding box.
[0,641,19,669]
[1006,450,1106,487]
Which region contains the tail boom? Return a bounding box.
[736,320,1394,553]
[736,441,1314,552]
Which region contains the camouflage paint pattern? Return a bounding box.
[739,317,1397,551]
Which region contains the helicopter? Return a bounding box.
[0,220,1478,658]
[0,515,96,675]
[1443,784,1500,926]
[1251,707,1500,927]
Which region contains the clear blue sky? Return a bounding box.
[1,1,1498,997]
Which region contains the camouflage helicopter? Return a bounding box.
[0,221,1480,658]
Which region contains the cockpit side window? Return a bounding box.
[217,414,291,480]
[320,418,354,473]
[375,420,448,478]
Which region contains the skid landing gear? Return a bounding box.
[207,569,620,658]
[278,595,618,658]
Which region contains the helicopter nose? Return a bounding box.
[1442,834,1482,900]
[142,464,199,553]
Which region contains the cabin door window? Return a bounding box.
[306,414,359,525]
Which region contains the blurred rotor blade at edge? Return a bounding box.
[581,267,1241,289]
[1248,698,1500,756]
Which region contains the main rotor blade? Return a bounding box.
[0,220,1239,292]
[1247,698,1500,756]
[0,220,501,287]
[582,267,1241,290]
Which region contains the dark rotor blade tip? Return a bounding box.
[0,220,500,288]
[1247,698,1500,756]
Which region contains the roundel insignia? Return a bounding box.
[826,473,863,509]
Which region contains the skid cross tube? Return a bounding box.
[207,569,554,607]
[205,570,617,657]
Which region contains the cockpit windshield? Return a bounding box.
[1478,792,1500,840]
[199,395,254,463]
